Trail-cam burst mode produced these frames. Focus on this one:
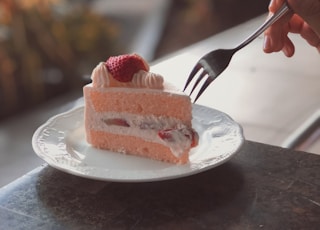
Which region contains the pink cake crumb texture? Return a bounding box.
[84,85,192,125]
[88,131,189,164]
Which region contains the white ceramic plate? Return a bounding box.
[32,104,244,182]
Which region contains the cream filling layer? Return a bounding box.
[87,110,192,157]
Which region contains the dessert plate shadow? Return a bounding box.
[32,104,245,182]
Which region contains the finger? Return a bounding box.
[269,0,285,13]
[282,35,295,57]
[287,0,320,36]
[288,15,320,48]
[264,18,288,52]
[300,24,320,48]
[264,4,293,53]
[286,15,302,31]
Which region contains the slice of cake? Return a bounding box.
[83,54,198,164]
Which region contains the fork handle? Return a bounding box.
[236,2,292,51]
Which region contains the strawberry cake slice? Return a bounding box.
[83,54,198,164]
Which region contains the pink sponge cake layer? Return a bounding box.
[85,86,192,125]
[86,130,189,164]
[83,54,198,164]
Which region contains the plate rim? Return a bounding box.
[32,104,245,182]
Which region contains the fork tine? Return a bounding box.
[193,75,215,103]
[189,70,206,96]
[183,63,201,92]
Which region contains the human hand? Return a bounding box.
[263,0,320,57]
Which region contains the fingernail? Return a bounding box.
[283,46,293,57]
[283,47,289,56]
[263,35,272,52]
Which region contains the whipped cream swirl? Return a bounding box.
[91,62,164,89]
[131,70,163,89]
[91,62,110,88]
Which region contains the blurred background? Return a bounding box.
[0,0,271,186]
[0,0,269,120]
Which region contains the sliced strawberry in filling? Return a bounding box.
[189,130,199,147]
[182,128,199,147]
[104,118,130,127]
[158,128,198,147]
[158,129,175,142]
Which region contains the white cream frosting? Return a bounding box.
[91,62,164,89]
[91,62,110,88]
[131,70,164,89]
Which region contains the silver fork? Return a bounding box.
[184,2,291,103]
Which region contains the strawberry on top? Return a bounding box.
[105,54,149,82]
